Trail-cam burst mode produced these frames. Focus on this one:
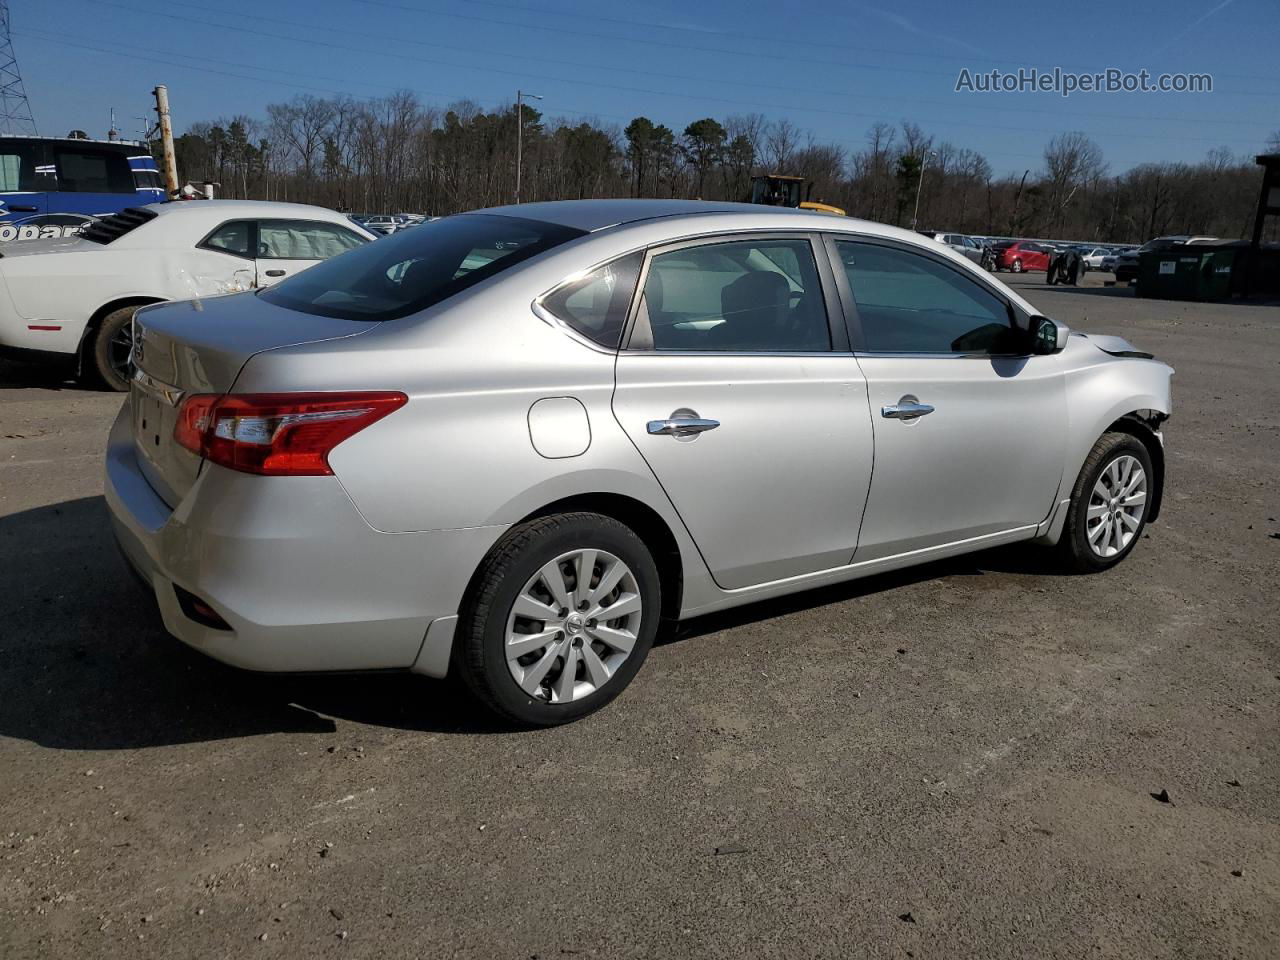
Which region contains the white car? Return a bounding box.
[0,200,374,390]
[1079,247,1110,270]
[361,215,402,235]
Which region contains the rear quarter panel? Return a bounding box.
[241,291,718,612]
[235,273,714,607]
[2,247,252,322]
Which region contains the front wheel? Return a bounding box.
[90,305,139,392]
[454,512,661,726]
[1011,258,1024,273]
[1057,432,1153,572]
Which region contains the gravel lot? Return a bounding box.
[1,273,1277,959]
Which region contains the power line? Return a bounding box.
[96,0,1264,131]
[349,0,1280,94]
[14,27,1243,173]
[437,0,1280,86]
[71,0,1269,147]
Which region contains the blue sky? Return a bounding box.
[10,0,1278,177]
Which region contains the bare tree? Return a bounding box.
[266,95,336,202]
[765,119,801,173]
[1043,132,1106,233]
[172,95,1262,243]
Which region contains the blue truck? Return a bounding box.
[0,135,165,241]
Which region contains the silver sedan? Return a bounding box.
[106,200,1173,725]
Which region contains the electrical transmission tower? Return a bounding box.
[0,1,37,136]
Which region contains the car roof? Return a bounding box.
[466,198,810,232]
[142,199,353,221]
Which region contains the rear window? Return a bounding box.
[260,214,584,321]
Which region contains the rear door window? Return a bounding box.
[51,146,135,193]
[637,238,830,352]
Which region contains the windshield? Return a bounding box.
[260,213,585,321]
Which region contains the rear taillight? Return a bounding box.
[174,392,407,476]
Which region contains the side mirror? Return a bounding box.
[1029,315,1068,354]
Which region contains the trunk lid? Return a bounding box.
[130,291,379,506]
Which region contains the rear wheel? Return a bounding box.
[1057,432,1153,572]
[90,305,139,392]
[454,512,661,726]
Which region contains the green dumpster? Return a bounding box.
[1136,242,1241,301]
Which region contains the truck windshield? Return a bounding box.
[260,214,585,322]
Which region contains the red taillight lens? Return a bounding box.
[174,394,218,455]
[173,392,407,476]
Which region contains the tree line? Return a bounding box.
[171,92,1273,243]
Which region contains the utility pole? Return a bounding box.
[911,149,936,230]
[514,89,542,204]
[0,0,37,135]
[152,85,179,199]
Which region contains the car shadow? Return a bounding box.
[667,542,1066,645]
[1,496,1074,750]
[0,359,93,392]
[0,496,511,752]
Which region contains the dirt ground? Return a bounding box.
[1,272,1277,959]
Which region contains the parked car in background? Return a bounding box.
[1114,236,1217,284]
[0,135,165,236]
[917,230,985,265]
[350,215,390,236]
[0,199,374,389]
[995,240,1052,273]
[107,199,1172,725]
[1079,247,1111,270]
[360,215,402,235]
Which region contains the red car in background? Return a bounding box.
[994,241,1052,273]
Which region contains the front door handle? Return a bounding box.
[7,204,38,212]
[647,417,720,438]
[881,396,935,420]
[264,269,286,277]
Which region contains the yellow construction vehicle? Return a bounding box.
[748,174,845,216]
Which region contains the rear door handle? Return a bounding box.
[881,398,935,420]
[7,204,38,212]
[647,417,719,438]
[264,269,286,277]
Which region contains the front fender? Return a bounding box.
[1055,352,1172,514]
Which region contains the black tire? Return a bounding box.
[1011,258,1023,273]
[90,305,139,392]
[454,512,661,726]
[1057,432,1153,573]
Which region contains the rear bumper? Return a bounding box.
[104,401,504,675]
